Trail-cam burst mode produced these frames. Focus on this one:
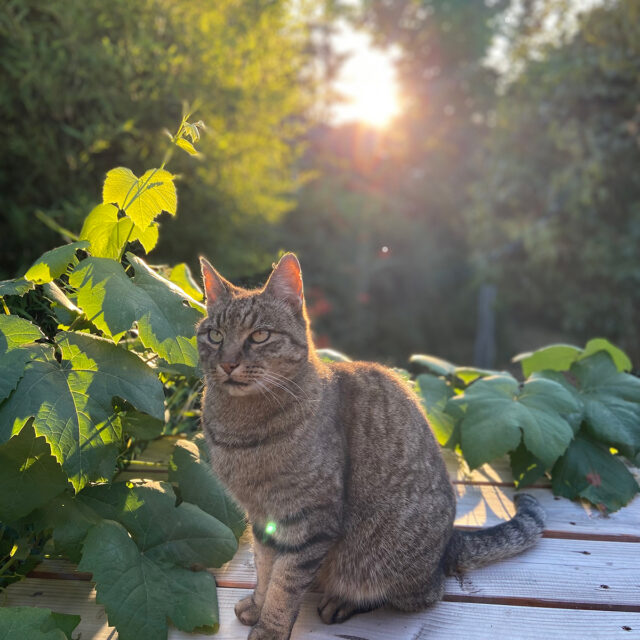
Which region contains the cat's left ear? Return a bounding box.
[263,253,304,311]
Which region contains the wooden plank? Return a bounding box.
[1,578,112,639]
[211,535,640,608]
[31,535,640,610]
[453,484,640,540]
[4,581,639,640]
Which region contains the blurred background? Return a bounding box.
[1,0,638,367]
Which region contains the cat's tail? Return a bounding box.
[442,494,546,575]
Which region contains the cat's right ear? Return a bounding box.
[200,257,233,305]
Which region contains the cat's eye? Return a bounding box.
[249,330,270,344]
[208,329,223,345]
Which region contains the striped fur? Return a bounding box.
[198,254,545,640]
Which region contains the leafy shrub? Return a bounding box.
[0,115,244,639]
[412,339,640,513]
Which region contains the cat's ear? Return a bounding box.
[263,253,304,311]
[199,256,234,305]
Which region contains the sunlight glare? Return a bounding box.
[332,25,401,129]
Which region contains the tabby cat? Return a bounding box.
[197,253,545,640]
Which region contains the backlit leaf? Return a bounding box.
[416,374,456,446]
[0,315,47,403]
[513,343,583,378]
[169,263,203,302]
[175,137,199,156]
[579,338,632,372]
[0,332,164,490]
[70,256,204,366]
[24,241,89,284]
[410,354,456,377]
[0,278,35,297]
[102,167,177,230]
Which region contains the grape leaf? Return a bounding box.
[80,203,159,259]
[78,520,219,640]
[0,278,35,297]
[0,332,164,491]
[409,353,456,376]
[0,423,69,522]
[70,255,204,366]
[175,137,200,156]
[0,607,80,640]
[169,439,246,539]
[416,374,456,446]
[316,348,351,362]
[121,410,164,440]
[512,343,583,378]
[570,352,640,456]
[0,315,47,403]
[551,432,639,512]
[449,374,577,469]
[78,481,237,568]
[24,241,89,284]
[453,366,499,385]
[169,263,203,302]
[102,167,177,230]
[509,442,547,488]
[579,338,632,372]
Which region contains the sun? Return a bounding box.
[331,26,401,129]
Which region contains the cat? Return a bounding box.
[197,253,545,640]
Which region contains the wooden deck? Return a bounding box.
[4,437,640,639]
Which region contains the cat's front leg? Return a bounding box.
[249,544,331,640]
[236,539,276,626]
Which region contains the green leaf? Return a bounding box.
[70,255,204,366]
[580,338,632,372]
[169,439,246,539]
[0,607,80,640]
[0,423,69,522]
[41,282,82,326]
[551,432,639,512]
[416,374,456,446]
[452,366,498,385]
[316,348,351,362]
[121,410,164,440]
[175,137,200,156]
[530,370,584,433]
[512,343,583,378]
[79,481,237,568]
[0,314,47,403]
[80,204,160,260]
[78,520,219,640]
[0,278,35,297]
[570,352,640,456]
[0,332,164,491]
[102,167,177,230]
[409,354,456,377]
[450,374,577,469]
[169,263,203,302]
[509,442,547,488]
[23,241,89,284]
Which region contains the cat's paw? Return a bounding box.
[247,624,287,640]
[317,595,361,625]
[234,595,261,626]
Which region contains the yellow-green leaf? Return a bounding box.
[24,241,90,284]
[175,137,199,156]
[102,167,177,229]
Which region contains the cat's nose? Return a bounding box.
[220,362,239,375]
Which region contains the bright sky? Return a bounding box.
[330,21,401,129]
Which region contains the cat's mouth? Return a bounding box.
[223,379,249,387]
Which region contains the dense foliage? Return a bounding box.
[0,119,245,640]
[0,0,310,280]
